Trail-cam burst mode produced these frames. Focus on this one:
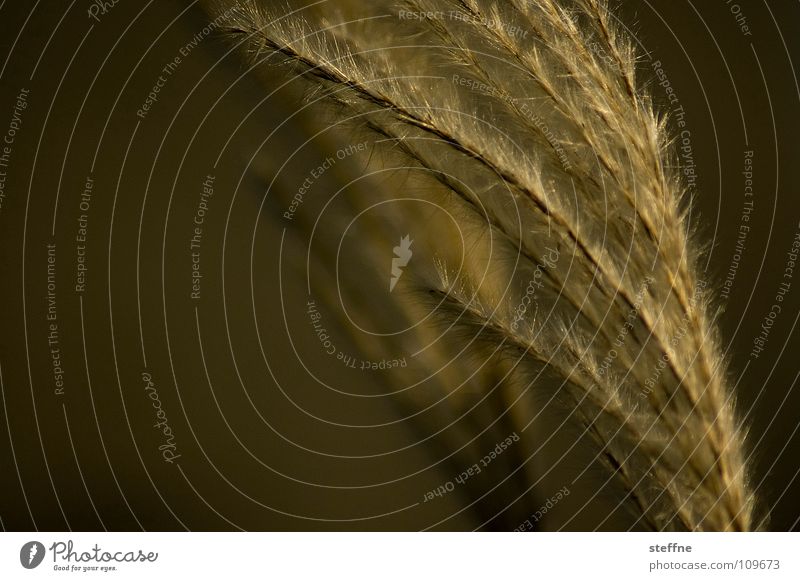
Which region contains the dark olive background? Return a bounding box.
[0,0,798,530]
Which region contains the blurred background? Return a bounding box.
[0,0,798,531]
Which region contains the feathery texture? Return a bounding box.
[211,0,758,530]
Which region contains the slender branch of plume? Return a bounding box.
[209,0,760,530]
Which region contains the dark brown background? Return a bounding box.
[0,0,798,530]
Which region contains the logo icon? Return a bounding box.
[390,235,413,292]
[20,541,46,569]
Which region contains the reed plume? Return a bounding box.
[209,0,759,530]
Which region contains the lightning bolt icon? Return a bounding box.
[390,235,413,292]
